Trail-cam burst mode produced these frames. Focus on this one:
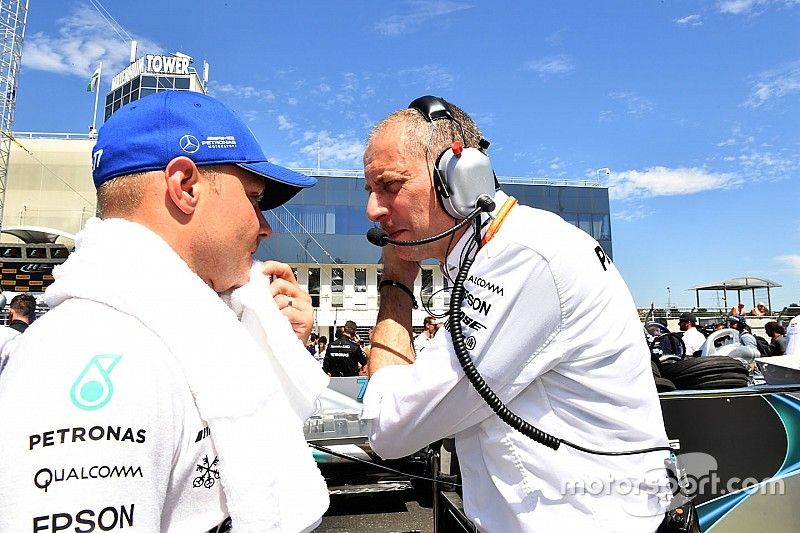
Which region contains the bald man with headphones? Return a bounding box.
[362,96,672,532]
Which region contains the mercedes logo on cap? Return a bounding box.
[179,134,200,154]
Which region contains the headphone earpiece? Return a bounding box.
[408,95,497,220]
[436,144,496,219]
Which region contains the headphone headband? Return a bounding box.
[405,95,498,220]
[408,95,453,122]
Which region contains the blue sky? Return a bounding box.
[13,0,800,310]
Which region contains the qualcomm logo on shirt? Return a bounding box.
[70,355,122,411]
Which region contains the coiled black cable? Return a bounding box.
[448,232,673,456]
[449,254,561,450]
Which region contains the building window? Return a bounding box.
[331,268,343,307]
[594,214,611,240]
[325,212,335,234]
[578,214,593,237]
[354,268,367,293]
[332,268,343,293]
[175,77,190,90]
[308,268,320,308]
[421,268,434,298]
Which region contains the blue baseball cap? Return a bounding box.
[91,91,316,210]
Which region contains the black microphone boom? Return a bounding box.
[367,227,390,247]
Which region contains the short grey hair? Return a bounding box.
[369,99,486,163]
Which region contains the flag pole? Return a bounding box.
[91,62,102,134]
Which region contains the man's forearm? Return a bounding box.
[368,285,415,376]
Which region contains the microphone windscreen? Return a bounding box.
[366,227,389,247]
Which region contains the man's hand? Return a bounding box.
[381,242,420,288]
[258,261,313,345]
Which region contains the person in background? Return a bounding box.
[0,293,38,376]
[764,321,786,356]
[412,316,440,354]
[750,302,769,316]
[5,293,36,333]
[678,312,705,356]
[727,315,759,363]
[315,335,328,365]
[307,332,319,356]
[323,320,367,377]
[729,303,746,316]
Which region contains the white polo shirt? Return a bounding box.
[413,331,438,353]
[681,327,706,356]
[363,191,669,532]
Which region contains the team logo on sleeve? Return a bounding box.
[70,355,122,411]
[194,455,220,489]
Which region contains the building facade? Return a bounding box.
[3,139,612,338]
[259,170,612,338]
[105,52,207,121]
[5,53,612,336]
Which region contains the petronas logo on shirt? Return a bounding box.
[70,355,122,411]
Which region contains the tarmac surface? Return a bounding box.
[315,491,433,533]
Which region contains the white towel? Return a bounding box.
[45,217,329,533]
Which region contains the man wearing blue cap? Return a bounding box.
[0,92,329,532]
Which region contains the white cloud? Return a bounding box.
[375,1,472,36]
[714,125,799,181]
[549,157,566,172]
[242,110,259,123]
[718,0,800,14]
[607,166,740,200]
[211,82,275,101]
[395,65,454,89]
[718,0,760,14]
[277,114,295,130]
[743,61,800,108]
[674,14,703,25]
[736,149,800,179]
[612,204,655,222]
[22,3,162,78]
[609,91,655,116]
[598,110,615,122]
[777,255,800,275]
[300,131,365,167]
[526,55,575,77]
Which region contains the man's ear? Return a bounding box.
[165,157,199,215]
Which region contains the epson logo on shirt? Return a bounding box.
[33,503,134,532]
[464,290,492,317]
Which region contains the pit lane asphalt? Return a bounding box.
[316,491,433,533]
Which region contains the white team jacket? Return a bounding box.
[363,191,670,532]
[0,298,231,532]
[0,218,328,533]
